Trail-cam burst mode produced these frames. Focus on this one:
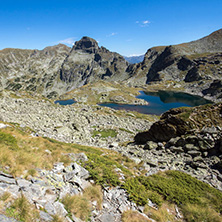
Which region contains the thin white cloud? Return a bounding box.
[143,20,150,24]
[136,20,151,27]
[58,37,75,45]
[129,53,144,57]
[106,32,118,37]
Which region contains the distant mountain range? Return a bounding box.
[0,29,222,100]
[124,55,144,64]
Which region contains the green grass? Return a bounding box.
[92,129,117,138]
[119,128,134,134]
[83,153,132,186]
[0,131,18,150]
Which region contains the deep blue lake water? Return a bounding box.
[54,99,76,105]
[99,91,212,115]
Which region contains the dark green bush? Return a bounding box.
[124,170,222,213]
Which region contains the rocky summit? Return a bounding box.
[59,36,129,92]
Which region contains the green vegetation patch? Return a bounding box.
[83,153,132,187]
[6,195,39,221]
[0,130,18,150]
[119,128,134,134]
[124,171,222,213]
[92,129,117,138]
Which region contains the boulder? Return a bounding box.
[144,141,158,150]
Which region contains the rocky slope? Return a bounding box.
[135,103,222,143]
[0,44,71,97]
[0,93,153,148]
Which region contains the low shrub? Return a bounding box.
[83,153,121,186]
[124,170,222,217]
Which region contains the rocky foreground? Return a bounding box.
[0,95,153,148]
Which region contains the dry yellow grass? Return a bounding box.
[0,122,139,178]
[181,204,222,222]
[84,185,103,210]
[62,194,91,221]
[144,204,180,222]
[5,195,39,222]
[122,210,152,222]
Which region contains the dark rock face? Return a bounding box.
[184,66,202,82]
[146,46,178,83]
[202,80,222,97]
[177,56,194,71]
[59,37,129,90]
[134,108,190,143]
[134,103,222,144]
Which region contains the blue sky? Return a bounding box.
[0,0,221,56]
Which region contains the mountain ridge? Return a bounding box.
[0,29,222,100]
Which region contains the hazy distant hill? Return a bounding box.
[124,54,144,64]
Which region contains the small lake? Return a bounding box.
[54,99,76,105]
[99,91,212,115]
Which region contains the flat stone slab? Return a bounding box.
[0,175,16,184]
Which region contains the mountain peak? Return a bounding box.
[73,36,99,53]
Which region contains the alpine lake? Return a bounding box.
[55,91,212,115]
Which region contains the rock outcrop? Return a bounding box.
[134,102,222,143]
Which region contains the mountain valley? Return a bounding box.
[0,29,222,222]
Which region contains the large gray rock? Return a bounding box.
[39,211,53,222]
